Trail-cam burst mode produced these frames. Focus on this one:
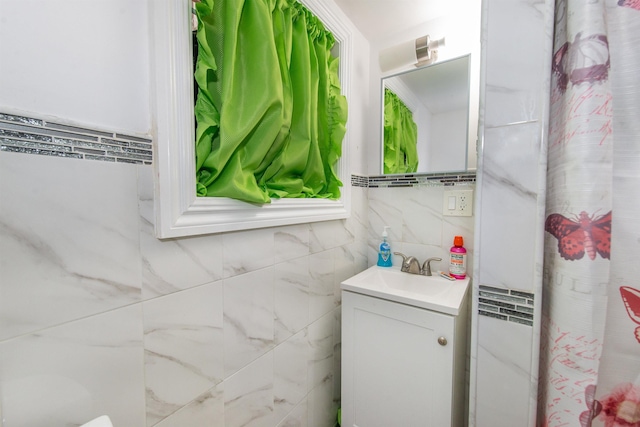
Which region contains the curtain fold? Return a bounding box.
[538,1,640,426]
[383,88,418,174]
[591,2,640,426]
[194,0,347,203]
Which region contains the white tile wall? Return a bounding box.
[0,151,367,426]
[483,0,553,128]
[274,257,311,344]
[143,283,224,425]
[154,385,224,427]
[475,316,534,427]
[477,122,542,289]
[367,185,476,277]
[0,128,471,426]
[0,153,142,341]
[138,165,224,299]
[0,305,146,426]
[470,0,555,425]
[223,268,275,378]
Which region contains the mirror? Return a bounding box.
[381,54,471,175]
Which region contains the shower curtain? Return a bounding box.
[538,1,640,426]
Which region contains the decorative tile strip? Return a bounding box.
[478,284,535,327]
[368,172,476,187]
[352,172,476,188]
[1,112,475,178]
[351,174,369,188]
[0,112,153,165]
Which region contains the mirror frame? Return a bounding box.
[150,0,353,239]
[380,54,473,176]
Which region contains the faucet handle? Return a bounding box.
[421,257,442,276]
[394,252,409,272]
[394,252,421,273]
[393,252,407,262]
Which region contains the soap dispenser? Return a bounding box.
[377,226,392,267]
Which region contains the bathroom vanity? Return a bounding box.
[341,266,470,427]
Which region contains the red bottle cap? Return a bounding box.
[454,236,464,246]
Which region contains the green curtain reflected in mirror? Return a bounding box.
[193,0,348,204]
[383,88,418,174]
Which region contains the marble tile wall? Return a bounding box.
[0,150,369,426]
[470,0,555,426]
[367,185,476,277]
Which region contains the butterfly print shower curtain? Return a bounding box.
[538,1,640,426]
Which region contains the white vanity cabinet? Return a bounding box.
[341,287,469,427]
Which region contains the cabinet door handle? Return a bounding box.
[438,336,448,346]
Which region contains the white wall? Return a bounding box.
[0,0,150,134]
[345,27,372,176]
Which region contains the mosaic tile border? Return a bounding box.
[351,174,369,187]
[1,112,475,181]
[0,112,153,165]
[351,172,476,188]
[478,285,535,327]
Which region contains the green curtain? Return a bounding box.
[193,0,348,203]
[383,88,418,174]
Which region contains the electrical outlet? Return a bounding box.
[443,189,473,217]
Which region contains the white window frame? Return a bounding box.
[149,0,352,238]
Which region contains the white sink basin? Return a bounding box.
[341,266,470,315]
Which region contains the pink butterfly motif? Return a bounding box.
[545,211,612,261]
[620,286,640,344]
[552,32,610,94]
[618,0,640,10]
[579,384,603,427]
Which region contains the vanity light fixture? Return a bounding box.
[415,35,445,67]
[379,35,446,72]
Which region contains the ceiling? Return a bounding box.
[331,0,455,41]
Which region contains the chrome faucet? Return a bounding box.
[394,252,442,276]
[421,257,442,276]
[393,252,422,274]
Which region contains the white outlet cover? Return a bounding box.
[443,189,473,217]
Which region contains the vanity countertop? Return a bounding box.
[341,265,470,315]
